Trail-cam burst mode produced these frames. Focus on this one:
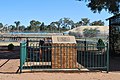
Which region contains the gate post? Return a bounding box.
[20,42,26,73]
[106,42,109,73]
[84,40,87,52]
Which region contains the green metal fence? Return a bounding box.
[20,41,109,73]
[20,42,27,73]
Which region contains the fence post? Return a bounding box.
[26,38,28,47]
[106,42,109,73]
[84,40,87,52]
[20,42,26,73]
[20,42,23,73]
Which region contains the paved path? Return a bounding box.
[0,59,19,73]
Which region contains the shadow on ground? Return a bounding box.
[110,56,120,72]
[0,46,20,74]
[0,46,20,59]
[0,46,120,74]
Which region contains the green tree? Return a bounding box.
[35,21,41,32]
[30,20,36,26]
[0,23,4,32]
[19,25,25,32]
[59,18,74,30]
[90,20,104,26]
[81,18,90,26]
[14,21,20,32]
[46,25,52,32]
[0,23,8,33]
[77,0,120,14]
[8,25,13,32]
[73,21,82,28]
[55,21,61,32]
[29,20,41,32]
[40,22,45,31]
[49,22,58,32]
[8,25,16,32]
[25,26,31,32]
[3,24,8,32]
[0,23,3,28]
[29,20,36,31]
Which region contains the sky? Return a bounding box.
[0,0,112,26]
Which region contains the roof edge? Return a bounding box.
[106,13,120,20]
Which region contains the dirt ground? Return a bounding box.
[0,47,120,80]
[0,71,120,80]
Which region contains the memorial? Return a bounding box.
[51,36,77,69]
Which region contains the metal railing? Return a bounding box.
[20,40,109,73]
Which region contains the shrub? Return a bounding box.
[83,28,100,37]
[8,43,14,50]
[97,39,105,51]
[69,31,82,38]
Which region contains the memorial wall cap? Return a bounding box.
[52,36,76,43]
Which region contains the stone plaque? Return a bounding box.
[52,36,76,43]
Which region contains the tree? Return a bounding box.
[35,21,41,32]
[59,18,74,30]
[8,25,15,32]
[19,25,25,32]
[0,23,4,32]
[29,20,41,32]
[14,21,20,32]
[90,20,104,26]
[40,22,45,31]
[46,25,52,32]
[30,20,36,27]
[77,0,120,14]
[0,23,3,28]
[73,21,82,28]
[49,22,57,32]
[3,24,8,32]
[54,21,61,32]
[81,18,90,26]
[0,23,8,32]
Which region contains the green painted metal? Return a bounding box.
[107,43,109,73]
[20,42,27,73]
[20,40,109,72]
